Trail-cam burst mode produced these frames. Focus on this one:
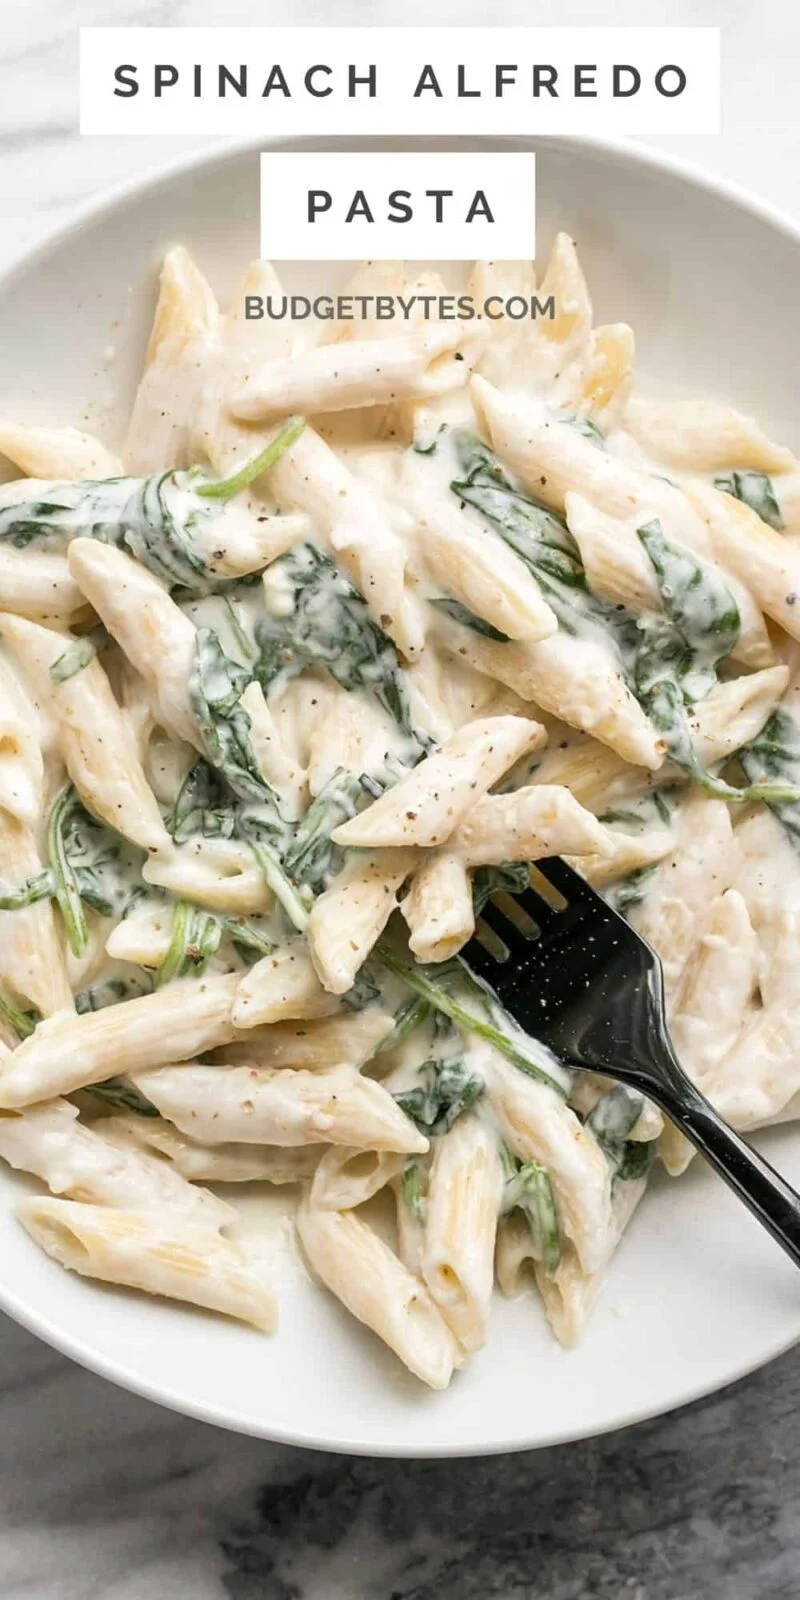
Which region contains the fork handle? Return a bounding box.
[658,1076,800,1268]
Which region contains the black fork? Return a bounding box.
[464,857,800,1269]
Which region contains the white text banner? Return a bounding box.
[80,27,720,137]
[259,152,536,260]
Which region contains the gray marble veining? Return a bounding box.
[3,2,800,1595]
[1,1306,800,1599]
[216,1352,800,1600]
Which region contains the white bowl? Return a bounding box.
[0,135,799,1456]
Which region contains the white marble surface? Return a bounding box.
[3,2,800,1595]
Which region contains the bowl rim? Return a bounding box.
[5,128,800,294]
[2,128,800,1456]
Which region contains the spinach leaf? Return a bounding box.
[401,1160,428,1220]
[156,899,223,988]
[283,768,364,894]
[452,432,589,581]
[168,750,309,937]
[605,863,659,915]
[411,427,446,457]
[628,615,701,779]
[220,594,257,665]
[739,706,800,844]
[714,470,784,531]
[169,759,238,844]
[616,1139,657,1182]
[631,518,741,720]
[0,473,212,590]
[0,869,54,911]
[0,993,39,1039]
[86,1076,160,1117]
[46,786,90,957]
[121,471,222,590]
[501,1148,562,1275]
[0,419,306,589]
[632,616,800,805]
[0,478,136,550]
[123,424,308,589]
[427,596,511,643]
[342,965,383,1013]
[50,631,101,686]
[219,917,275,962]
[195,418,305,501]
[255,543,425,754]
[76,976,151,1012]
[238,812,312,933]
[587,1083,642,1160]
[557,412,605,449]
[449,431,638,653]
[472,861,530,916]
[125,898,274,988]
[378,944,572,1097]
[586,1084,657,1184]
[394,1055,484,1135]
[632,522,797,803]
[375,994,431,1055]
[637,519,740,700]
[8,789,142,950]
[188,628,286,815]
[57,794,145,920]
[600,793,673,829]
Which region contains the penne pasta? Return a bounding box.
[125,245,219,474]
[560,323,635,430]
[332,717,545,849]
[133,1061,428,1153]
[0,546,89,623]
[566,492,661,613]
[691,480,800,643]
[0,422,122,481]
[194,257,296,474]
[624,395,797,474]
[142,838,273,916]
[68,538,304,807]
[0,656,44,827]
[66,538,209,746]
[628,795,739,1012]
[103,1113,320,1185]
[0,810,73,1017]
[218,1006,393,1071]
[232,941,341,1028]
[401,458,558,643]
[267,424,425,659]
[470,377,773,669]
[310,1144,407,1210]
[454,784,613,867]
[431,610,666,769]
[19,1197,276,1329]
[231,322,477,420]
[422,1112,503,1353]
[662,889,759,1175]
[533,1175,647,1347]
[307,849,419,995]
[296,1198,460,1388]
[0,974,240,1107]
[484,1045,612,1277]
[570,825,675,889]
[402,850,475,963]
[0,612,169,852]
[0,1098,232,1226]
